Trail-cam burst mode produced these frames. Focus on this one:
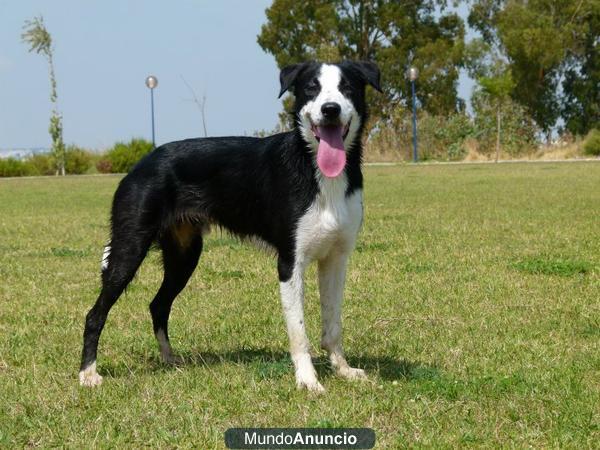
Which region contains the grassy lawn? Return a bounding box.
[0,163,598,448]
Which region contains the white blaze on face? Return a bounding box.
[299,64,361,155]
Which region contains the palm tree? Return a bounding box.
[22,16,65,175]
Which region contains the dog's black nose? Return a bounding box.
[321,102,341,119]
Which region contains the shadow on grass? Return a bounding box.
[350,355,441,381]
[178,349,438,383]
[103,347,438,383]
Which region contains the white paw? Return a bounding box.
[338,366,367,381]
[297,378,326,393]
[295,365,325,392]
[79,363,103,387]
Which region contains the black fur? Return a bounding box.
[80,60,380,374]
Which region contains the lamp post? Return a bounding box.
[407,67,419,162]
[145,75,158,147]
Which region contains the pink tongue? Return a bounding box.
[316,126,346,178]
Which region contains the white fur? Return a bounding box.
[318,248,366,381]
[101,245,111,271]
[279,271,323,392]
[79,361,103,387]
[297,180,362,263]
[280,165,364,391]
[298,64,361,155]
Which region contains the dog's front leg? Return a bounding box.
[278,257,324,392]
[318,250,366,381]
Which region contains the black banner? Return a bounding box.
[224,428,375,449]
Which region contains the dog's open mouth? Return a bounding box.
[310,120,351,143]
[310,120,350,178]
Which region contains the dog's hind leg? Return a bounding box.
[150,224,202,364]
[318,249,366,381]
[79,232,154,387]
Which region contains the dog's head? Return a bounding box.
[279,61,382,178]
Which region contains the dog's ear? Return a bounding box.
[278,63,306,98]
[353,61,382,93]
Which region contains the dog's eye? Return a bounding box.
[339,80,353,94]
[305,79,320,96]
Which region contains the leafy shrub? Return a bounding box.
[0,158,35,177]
[26,146,93,175]
[365,109,412,162]
[64,145,93,174]
[582,129,600,156]
[28,153,55,175]
[1,146,96,177]
[95,158,112,174]
[471,90,538,156]
[105,138,153,173]
[367,108,475,161]
[419,113,475,161]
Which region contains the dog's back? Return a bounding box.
[112,132,316,248]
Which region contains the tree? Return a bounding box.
[22,16,65,175]
[479,68,514,162]
[466,41,515,161]
[561,2,600,135]
[469,0,599,137]
[181,75,208,137]
[257,0,466,126]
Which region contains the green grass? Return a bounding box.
[511,256,592,276]
[0,163,598,448]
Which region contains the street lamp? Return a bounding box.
[407,67,419,162]
[145,75,158,147]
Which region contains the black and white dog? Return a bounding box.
[79,60,381,392]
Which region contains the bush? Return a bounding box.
[95,158,112,174]
[0,146,96,177]
[582,129,600,156]
[419,113,475,161]
[64,145,93,174]
[105,138,153,173]
[367,108,475,161]
[365,110,412,162]
[27,146,94,175]
[471,90,538,156]
[0,158,35,177]
[28,153,55,175]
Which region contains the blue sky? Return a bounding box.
[0,1,474,150]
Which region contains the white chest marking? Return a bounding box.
[295,176,362,264]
